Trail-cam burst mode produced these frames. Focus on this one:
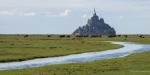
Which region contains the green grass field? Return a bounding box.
[0,35,122,62]
[0,35,150,75]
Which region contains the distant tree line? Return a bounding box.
[16,34,147,38]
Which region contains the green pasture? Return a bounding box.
[0,35,150,75]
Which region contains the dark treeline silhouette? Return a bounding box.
[47,35,51,37]
[138,35,145,38]
[18,34,148,38]
[59,35,71,38]
[59,35,66,38]
[117,35,121,37]
[66,35,71,38]
[107,35,116,38]
[75,35,102,38]
[24,35,29,38]
[90,35,102,38]
[75,35,89,37]
[124,35,128,38]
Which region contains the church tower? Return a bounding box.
[92,8,99,21]
[94,8,96,16]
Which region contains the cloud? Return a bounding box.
[0,9,17,16]
[60,9,72,16]
[0,9,73,17]
[0,10,16,16]
[0,0,150,17]
[0,10,37,16]
[0,0,150,16]
[23,12,36,16]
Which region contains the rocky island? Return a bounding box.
[73,9,116,36]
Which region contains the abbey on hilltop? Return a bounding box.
[72,9,116,36]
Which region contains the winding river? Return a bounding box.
[0,41,150,70]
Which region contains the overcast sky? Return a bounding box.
[0,0,150,34]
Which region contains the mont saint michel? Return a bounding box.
[73,9,116,36]
[0,0,150,75]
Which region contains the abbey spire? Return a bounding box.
[94,8,96,15]
[91,8,99,21]
[93,8,97,16]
